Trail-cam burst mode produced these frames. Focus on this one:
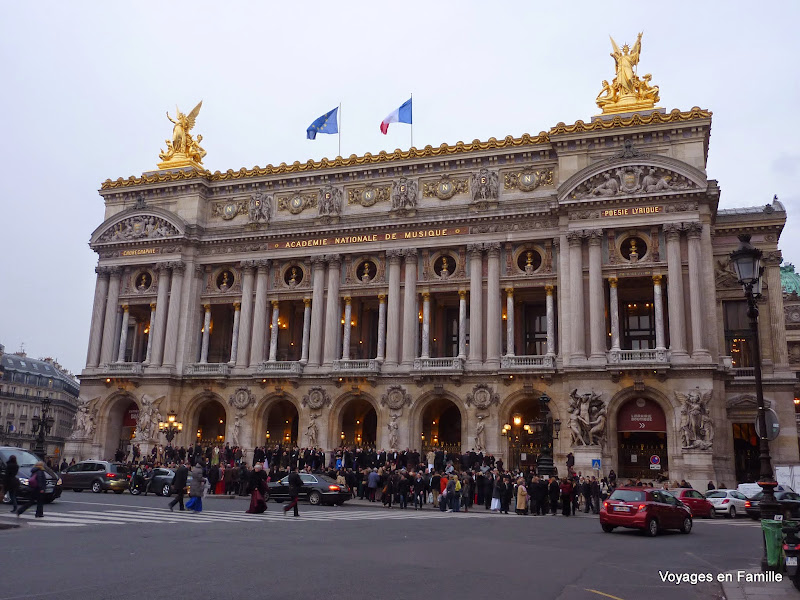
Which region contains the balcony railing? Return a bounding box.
[500,355,555,369]
[105,362,144,375]
[254,361,304,376]
[733,367,755,377]
[413,357,465,372]
[332,359,381,374]
[184,363,230,376]
[607,349,669,364]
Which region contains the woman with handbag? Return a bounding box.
[246,462,268,514]
[186,463,206,512]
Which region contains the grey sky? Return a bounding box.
[1,1,798,375]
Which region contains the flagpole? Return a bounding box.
[338,102,342,158]
[410,92,413,149]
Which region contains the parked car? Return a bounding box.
[130,467,192,497]
[60,460,129,494]
[0,446,62,504]
[600,487,692,537]
[745,490,800,520]
[666,488,714,518]
[267,473,349,506]
[705,489,748,518]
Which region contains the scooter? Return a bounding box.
[782,523,800,591]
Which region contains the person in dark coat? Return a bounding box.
[548,476,560,515]
[16,462,46,518]
[168,461,189,511]
[500,475,513,514]
[246,462,268,514]
[560,478,574,516]
[283,467,302,517]
[4,455,19,512]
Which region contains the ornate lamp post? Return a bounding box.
[730,234,779,568]
[158,411,183,444]
[532,392,561,477]
[31,397,55,458]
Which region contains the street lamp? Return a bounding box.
[730,234,778,568]
[158,411,183,444]
[31,397,55,458]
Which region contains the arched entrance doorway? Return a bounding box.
[504,396,553,471]
[617,398,668,480]
[197,400,227,446]
[422,398,461,453]
[339,398,377,447]
[103,397,139,460]
[264,400,299,447]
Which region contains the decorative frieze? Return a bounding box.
[503,167,554,191]
[422,175,469,200]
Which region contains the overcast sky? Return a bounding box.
[1,1,798,375]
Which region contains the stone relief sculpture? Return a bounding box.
[387,414,400,450]
[474,414,487,452]
[134,395,162,441]
[248,192,272,223]
[306,413,319,447]
[567,389,606,446]
[229,387,254,411]
[99,216,180,243]
[318,185,343,217]
[465,383,500,410]
[572,166,694,200]
[380,385,412,413]
[471,168,499,201]
[390,177,418,212]
[676,389,714,450]
[302,387,331,411]
[232,411,244,447]
[70,397,97,439]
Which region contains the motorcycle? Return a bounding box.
[129,473,153,496]
[782,524,800,591]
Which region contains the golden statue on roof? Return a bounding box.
[596,33,660,115]
[157,101,206,170]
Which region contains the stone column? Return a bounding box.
[116,305,130,362]
[200,304,211,363]
[162,261,185,367]
[401,250,418,366]
[568,232,586,360]
[664,224,688,360]
[686,222,709,359]
[468,245,484,367]
[653,275,666,350]
[588,230,606,361]
[486,243,502,368]
[545,284,556,356]
[505,288,515,356]
[421,292,431,359]
[765,254,789,367]
[308,258,326,366]
[342,297,353,360]
[249,260,270,365]
[608,277,620,351]
[376,294,387,362]
[323,255,342,366]
[86,267,110,367]
[149,264,171,367]
[300,298,311,364]
[268,300,280,361]
[235,262,256,368]
[458,290,467,359]
[144,302,157,364]
[557,233,571,363]
[229,302,241,364]
[99,267,122,365]
[384,251,403,366]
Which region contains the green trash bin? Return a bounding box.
[762,520,788,570]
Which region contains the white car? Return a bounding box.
[705,489,748,518]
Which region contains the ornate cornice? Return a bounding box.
[549,107,711,136]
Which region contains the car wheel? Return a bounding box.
[705,508,714,519]
[2,491,9,504]
[644,518,658,537]
[309,491,322,505]
[750,514,760,521]
[44,495,56,504]
[680,517,692,534]
[728,506,736,519]
[129,487,140,496]
[601,524,615,533]
[91,481,103,494]
[113,489,124,495]
[162,484,172,497]
[73,489,83,493]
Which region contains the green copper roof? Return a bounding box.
[781,264,800,295]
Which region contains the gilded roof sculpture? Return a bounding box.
[596,32,661,115]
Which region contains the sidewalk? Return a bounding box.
[721,570,798,599]
[344,497,598,515]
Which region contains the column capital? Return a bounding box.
[303,297,312,306]
[150,302,157,310]
[108,266,123,276]
[203,303,211,311]
[95,266,112,277]
[310,255,326,268]
[566,231,583,247]
[764,250,783,266]
[652,274,663,285]
[608,276,618,288]
[466,243,484,256]
[684,221,703,239]
[545,284,554,295]
[271,299,279,308]
[233,302,241,310]
[421,291,430,301]
[664,223,682,241]
[194,264,206,276]
[239,260,256,272]
[459,289,467,299]
[168,261,186,274]
[378,294,386,302]
[486,242,501,257]
[505,287,514,297]
[155,262,171,273]
[386,249,404,262]
[121,304,129,312]
[344,296,352,305]
[402,248,418,262]
[255,259,271,270]
[325,253,342,267]
[586,229,603,245]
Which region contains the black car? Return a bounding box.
[745,489,800,520]
[131,467,192,497]
[0,446,62,504]
[267,473,349,506]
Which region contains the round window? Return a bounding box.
[517,249,542,274]
[621,237,647,261]
[433,255,456,279]
[284,265,304,287]
[135,272,152,292]
[216,270,235,291]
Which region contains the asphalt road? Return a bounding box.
[0,491,769,600]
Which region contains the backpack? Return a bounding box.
[28,470,40,490]
[455,480,462,492]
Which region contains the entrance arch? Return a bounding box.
[339,398,377,447]
[504,396,553,471]
[101,394,140,460]
[422,398,462,453]
[197,400,227,446]
[264,400,299,447]
[616,397,668,480]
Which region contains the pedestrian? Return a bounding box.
[283,466,302,517]
[548,476,560,515]
[168,461,189,512]
[490,474,502,513]
[367,468,379,502]
[16,461,46,519]
[500,475,513,515]
[560,477,573,516]
[413,472,426,510]
[246,463,268,514]
[4,455,19,513]
[707,481,716,491]
[515,478,528,515]
[186,463,206,512]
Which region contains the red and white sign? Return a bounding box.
[617,398,667,432]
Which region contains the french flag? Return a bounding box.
[380,98,412,134]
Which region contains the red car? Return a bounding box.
[667,488,715,518]
[600,487,693,537]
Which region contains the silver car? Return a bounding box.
[705,489,748,518]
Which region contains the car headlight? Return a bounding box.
[18,478,29,486]
[57,478,62,485]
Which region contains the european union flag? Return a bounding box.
[307,107,339,140]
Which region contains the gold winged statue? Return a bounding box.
[596,33,660,115]
[157,101,206,170]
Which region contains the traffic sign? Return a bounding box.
[650,455,661,465]
[591,459,601,470]
[755,408,780,442]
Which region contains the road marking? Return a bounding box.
[584,590,625,600]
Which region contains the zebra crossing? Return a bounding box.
[3,506,496,528]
